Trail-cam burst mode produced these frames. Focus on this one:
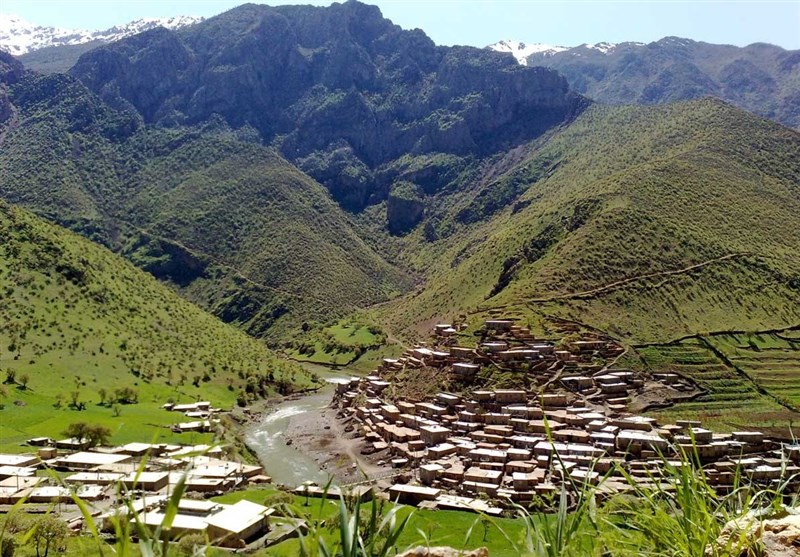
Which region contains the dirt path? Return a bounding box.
[533,252,749,303]
[476,252,750,313]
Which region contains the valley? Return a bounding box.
[0,1,798,555]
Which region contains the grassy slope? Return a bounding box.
[0,202,308,452]
[0,73,411,340]
[376,99,800,344]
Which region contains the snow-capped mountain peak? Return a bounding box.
[487,39,568,65]
[0,13,203,56]
[582,41,618,54]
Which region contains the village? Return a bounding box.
[0,400,284,549]
[331,318,800,514]
[2,317,800,552]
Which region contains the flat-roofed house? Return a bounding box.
[56,452,131,470]
[452,362,481,378]
[122,471,169,492]
[206,500,274,548]
[0,454,40,468]
[388,484,440,505]
[137,511,208,539]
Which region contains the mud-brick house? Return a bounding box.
[452,362,480,378]
[450,346,475,359]
[494,390,526,404]
[485,320,513,331]
[389,484,440,505]
[420,425,451,445]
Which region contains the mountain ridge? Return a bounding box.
[0,62,416,339]
[512,36,800,129]
[0,199,309,450]
[66,1,589,216]
[374,97,800,344]
[0,13,203,56]
[1,2,798,352]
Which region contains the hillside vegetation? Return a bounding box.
[0,71,411,338]
[376,99,800,344]
[0,201,308,451]
[2,3,799,377]
[637,329,800,434]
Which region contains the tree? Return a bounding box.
[86,424,112,448]
[114,387,138,404]
[62,422,89,444]
[62,422,111,448]
[4,369,16,384]
[97,388,107,406]
[31,515,68,557]
[18,374,29,390]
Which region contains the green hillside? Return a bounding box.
[0,201,308,452]
[376,98,800,344]
[0,72,411,339]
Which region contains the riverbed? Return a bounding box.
[245,363,389,487]
[245,390,336,486]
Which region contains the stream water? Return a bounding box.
[244,363,351,487]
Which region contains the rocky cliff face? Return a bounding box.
[387,181,425,235]
[0,51,23,126]
[70,1,588,220]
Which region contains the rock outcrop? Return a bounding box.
[709,508,800,557]
[387,181,425,235]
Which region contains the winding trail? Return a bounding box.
[474,252,750,314]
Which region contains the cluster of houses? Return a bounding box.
[0,438,276,548]
[332,319,800,511]
[163,400,221,433]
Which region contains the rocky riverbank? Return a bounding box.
[283,391,392,485]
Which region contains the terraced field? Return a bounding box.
[636,338,798,434]
[707,331,800,409]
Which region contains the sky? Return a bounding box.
[2,0,799,50]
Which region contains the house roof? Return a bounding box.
[205,500,273,533]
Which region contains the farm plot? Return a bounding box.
[636,339,797,434]
[707,332,800,409]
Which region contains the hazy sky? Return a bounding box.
[3,0,799,50]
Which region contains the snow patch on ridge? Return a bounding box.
[488,39,568,65]
[0,14,203,56]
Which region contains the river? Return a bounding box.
[244,362,353,487]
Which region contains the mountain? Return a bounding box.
[0,2,590,340]
[487,39,567,64]
[521,37,800,129]
[1,1,799,354]
[0,200,308,450]
[375,98,800,344]
[67,2,588,215]
[0,69,412,339]
[0,14,203,74]
[0,14,203,55]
